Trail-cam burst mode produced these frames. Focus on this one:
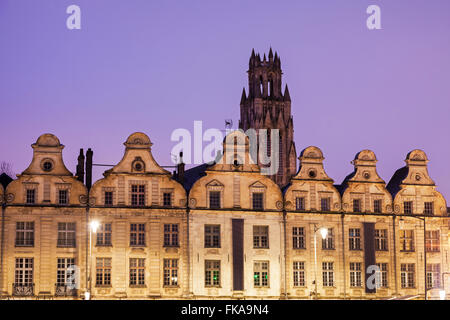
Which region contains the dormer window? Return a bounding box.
[209,191,221,209]
[424,202,434,215]
[163,192,172,207]
[58,190,68,205]
[353,199,361,213]
[104,191,113,205]
[26,189,36,204]
[252,192,264,210]
[131,185,145,206]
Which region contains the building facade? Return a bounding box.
[0,50,448,300]
[0,132,448,300]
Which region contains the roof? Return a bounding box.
[0,173,13,189]
[182,163,210,193]
[337,170,357,196]
[386,166,409,198]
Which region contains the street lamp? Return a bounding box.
[399,215,427,300]
[312,224,328,299]
[85,220,100,300]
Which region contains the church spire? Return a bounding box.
[240,49,297,187]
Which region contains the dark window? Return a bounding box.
[400,230,414,252]
[322,262,334,287]
[15,258,34,286]
[163,192,172,206]
[404,201,413,214]
[252,192,264,210]
[26,189,36,204]
[349,228,361,250]
[204,225,220,248]
[353,199,361,213]
[164,224,179,247]
[320,198,330,211]
[58,190,68,205]
[131,185,145,206]
[293,227,305,249]
[295,197,305,210]
[253,226,269,248]
[96,223,112,246]
[15,222,34,247]
[104,192,113,205]
[293,261,305,287]
[375,229,388,251]
[209,191,221,209]
[130,223,145,246]
[350,262,362,287]
[57,222,76,247]
[374,199,382,213]
[424,202,434,215]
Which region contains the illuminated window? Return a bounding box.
[205,260,220,287]
[163,259,178,286]
[254,261,269,287]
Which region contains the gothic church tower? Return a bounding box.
[239,48,297,187]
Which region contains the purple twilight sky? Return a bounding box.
[1,0,450,201]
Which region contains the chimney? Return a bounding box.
[76,148,85,183]
[86,148,93,191]
[177,151,185,184]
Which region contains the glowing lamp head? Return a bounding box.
[320,228,328,240]
[90,220,100,233]
[439,290,446,300]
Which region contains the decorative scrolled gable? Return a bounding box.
[348,150,385,184]
[293,146,333,182]
[387,149,446,216]
[107,132,168,176]
[89,132,187,208]
[402,149,435,186]
[6,134,88,205]
[210,130,259,173]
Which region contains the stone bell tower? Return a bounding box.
[239,48,297,187]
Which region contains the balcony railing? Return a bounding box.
[12,283,34,297]
[54,284,78,297]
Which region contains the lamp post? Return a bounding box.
[85,220,99,300]
[399,215,427,300]
[312,224,328,299]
